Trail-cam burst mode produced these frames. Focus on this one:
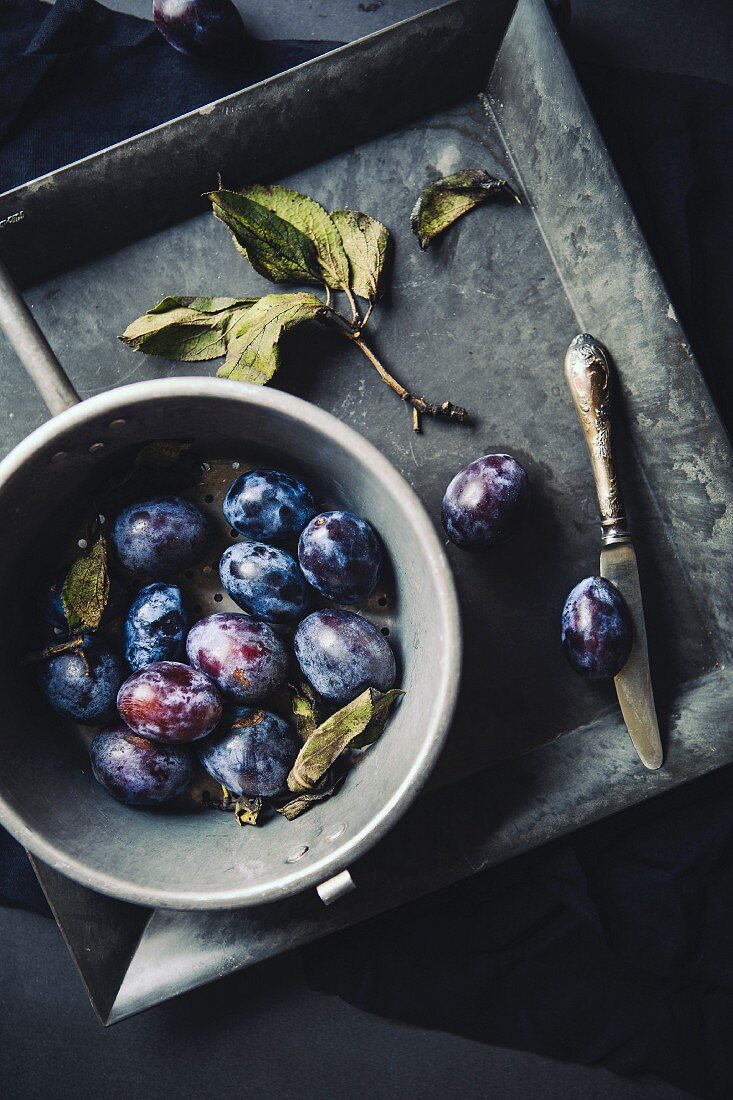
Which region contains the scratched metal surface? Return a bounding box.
[2,0,732,1021]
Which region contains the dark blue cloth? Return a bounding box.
[0,0,339,192]
[305,766,733,1098]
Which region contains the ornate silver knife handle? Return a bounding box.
[564,333,630,546]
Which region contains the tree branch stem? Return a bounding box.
[317,308,469,426]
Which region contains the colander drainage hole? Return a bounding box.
[50,451,67,464]
[285,845,309,864]
[108,418,127,429]
[381,627,390,636]
[214,593,223,603]
[88,442,105,453]
[325,823,347,841]
[204,494,214,503]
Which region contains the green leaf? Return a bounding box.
[61,535,110,634]
[275,769,344,820]
[206,189,323,286]
[410,169,521,250]
[234,797,263,826]
[331,210,390,302]
[242,184,350,291]
[287,687,403,793]
[147,295,251,315]
[120,298,255,361]
[289,681,321,742]
[219,293,325,385]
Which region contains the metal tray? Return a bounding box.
[2,0,732,1023]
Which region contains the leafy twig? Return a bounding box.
[121,182,474,431]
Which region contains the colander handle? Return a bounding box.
[0,257,80,416]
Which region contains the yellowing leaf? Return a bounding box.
[411,169,520,249]
[234,797,263,826]
[331,210,390,302]
[61,536,110,634]
[206,189,323,285]
[242,184,350,291]
[120,298,255,361]
[147,296,250,315]
[287,687,403,794]
[289,681,321,742]
[276,770,343,820]
[218,293,325,385]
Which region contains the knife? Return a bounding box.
[564,333,663,770]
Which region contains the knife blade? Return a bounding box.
[600,542,663,769]
[564,333,663,770]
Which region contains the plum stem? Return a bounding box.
[23,635,86,664]
[319,307,469,427]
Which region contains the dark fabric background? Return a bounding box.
[1,2,732,1097]
[0,0,337,192]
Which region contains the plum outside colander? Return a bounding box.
[0,258,461,910]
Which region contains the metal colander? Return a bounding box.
[0,259,460,909]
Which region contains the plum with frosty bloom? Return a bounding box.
[91,720,195,806]
[198,707,300,798]
[117,660,222,742]
[186,612,288,701]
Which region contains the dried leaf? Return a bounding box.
[60,535,109,634]
[276,770,344,820]
[232,709,266,729]
[287,687,403,793]
[411,169,521,249]
[289,681,321,742]
[134,441,192,467]
[234,797,263,826]
[331,210,390,302]
[120,297,255,361]
[206,189,323,286]
[147,295,251,315]
[242,184,350,291]
[219,293,325,385]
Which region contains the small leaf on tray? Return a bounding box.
[206,189,324,286]
[287,687,403,794]
[234,796,263,826]
[331,210,390,302]
[218,292,325,385]
[242,184,351,292]
[61,535,110,634]
[120,297,255,361]
[276,769,344,820]
[411,169,521,250]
